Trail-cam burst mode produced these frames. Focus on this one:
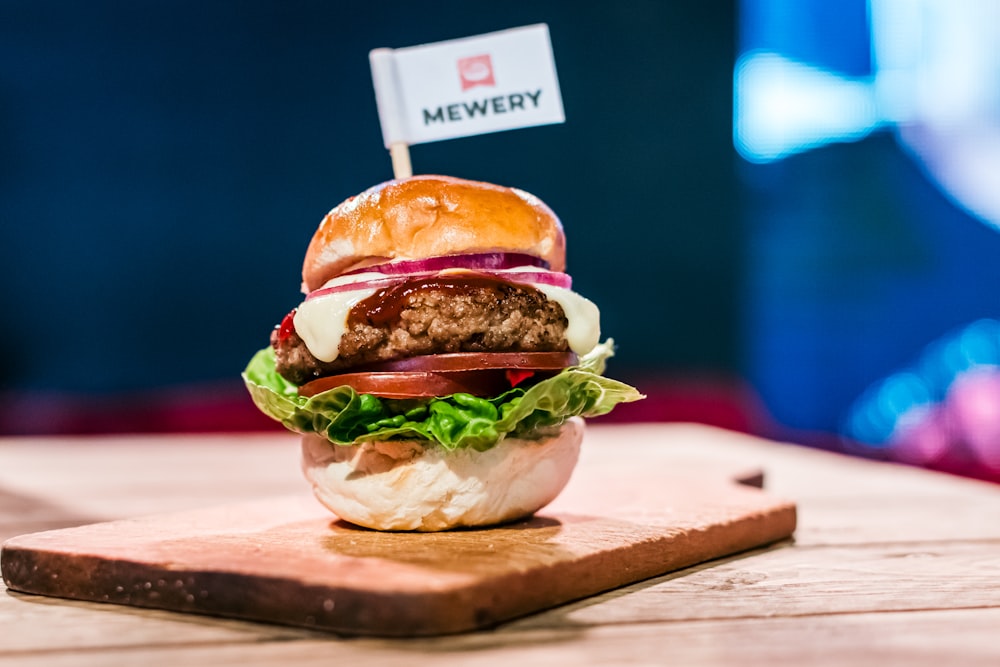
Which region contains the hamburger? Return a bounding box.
[243,175,642,531]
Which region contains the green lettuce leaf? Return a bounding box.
[242,341,644,451]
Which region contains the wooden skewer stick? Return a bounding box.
[390,142,413,179]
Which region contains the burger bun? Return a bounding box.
[300,417,584,531]
[302,175,566,292]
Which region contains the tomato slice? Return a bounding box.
[297,351,576,399]
[348,351,576,374]
[298,369,515,399]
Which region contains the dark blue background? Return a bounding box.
[1,1,738,400]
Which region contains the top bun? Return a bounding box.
[302,175,566,293]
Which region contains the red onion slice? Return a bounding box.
[340,252,549,277]
[505,270,572,289]
[307,276,413,300]
[306,269,572,301]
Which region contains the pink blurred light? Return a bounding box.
[889,403,952,467]
[945,365,1000,472]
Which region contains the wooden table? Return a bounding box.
[2,423,999,666]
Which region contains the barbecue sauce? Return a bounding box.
[348,275,513,326]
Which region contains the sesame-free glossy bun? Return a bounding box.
[300,417,583,531]
[301,175,566,293]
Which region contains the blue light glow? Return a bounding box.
[733,51,881,162]
[736,0,1000,231]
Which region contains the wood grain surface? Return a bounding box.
[1,448,795,636]
[1,424,999,666]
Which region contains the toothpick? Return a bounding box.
[390,142,413,179]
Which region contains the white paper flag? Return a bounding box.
[369,24,565,148]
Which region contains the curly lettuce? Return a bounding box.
[242,341,643,451]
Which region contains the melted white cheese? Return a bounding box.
[503,267,602,355]
[292,272,383,362]
[530,283,601,356]
[292,267,602,363]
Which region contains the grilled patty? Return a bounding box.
[272,282,569,385]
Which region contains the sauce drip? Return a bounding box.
[349,275,516,327]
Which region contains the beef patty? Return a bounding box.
[272,280,569,385]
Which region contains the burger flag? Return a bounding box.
[369,24,565,177]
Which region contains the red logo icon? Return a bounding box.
[457,54,496,91]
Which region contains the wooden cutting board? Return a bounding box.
[1,448,796,637]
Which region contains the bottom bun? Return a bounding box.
[300,417,584,531]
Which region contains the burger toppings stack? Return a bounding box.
[244,175,642,531]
